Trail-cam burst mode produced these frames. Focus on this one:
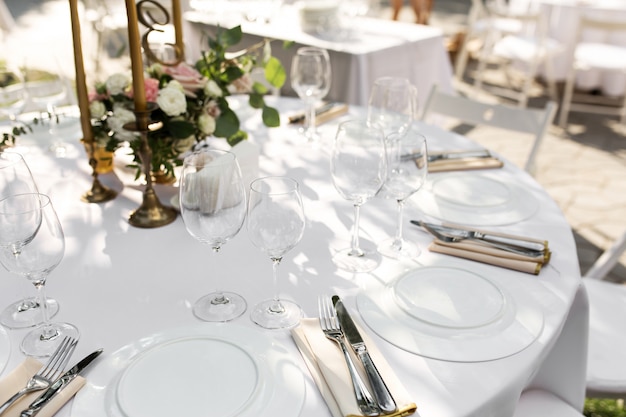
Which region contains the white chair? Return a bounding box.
[513,389,584,417]
[582,231,626,398]
[559,16,626,128]
[471,6,562,108]
[420,85,557,175]
[455,0,526,81]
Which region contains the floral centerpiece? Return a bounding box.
[89,25,286,178]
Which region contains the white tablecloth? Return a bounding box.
[183,5,454,107]
[515,0,626,96]
[0,96,587,417]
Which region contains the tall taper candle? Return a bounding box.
[68,0,93,143]
[125,0,147,117]
[172,0,185,61]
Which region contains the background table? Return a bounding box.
[0,96,587,417]
[183,4,454,107]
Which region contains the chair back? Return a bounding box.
[420,85,556,174]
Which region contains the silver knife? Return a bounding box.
[401,149,492,162]
[332,295,397,414]
[20,349,103,417]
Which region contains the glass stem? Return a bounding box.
[393,199,405,247]
[34,280,56,341]
[269,257,285,314]
[350,204,364,257]
[211,246,228,305]
[305,102,316,137]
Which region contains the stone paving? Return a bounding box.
[2,0,625,281]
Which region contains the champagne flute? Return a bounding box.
[290,47,332,143]
[0,151,59,329]
[331,120,387,273]
[247,176,305,329]
[377,131,428,259]
[0,193,79,357]
[367,77,418,137]
[179,149,248,322]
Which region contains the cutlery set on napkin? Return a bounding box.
[0,337,101,417]
[288,102,349,126]
[402,148,503,173]
[292,295,417,417]
[412,220,551,275]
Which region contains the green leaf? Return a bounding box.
[264,56,286,89]
[283,40,295,49]
[214,107,240,138]
[218,26,243,49]
[262,105,280,127]
[167,120,195,139]
[227,130,248,147]
[248,92,264,109]
[252,82,269,95]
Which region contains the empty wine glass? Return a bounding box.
[0,65,28,142]
[0,151,59,329]
[331,120,387,273]
[179,149,248,322]
[367,77,418,137]
[247,176,305,329]
[0,193,79,357]
[377,131,428,259]
[290,47,331,143]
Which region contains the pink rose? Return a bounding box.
[127,78,160,103]
[163,63,206,97]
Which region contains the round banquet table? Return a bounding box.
[0,96,588,417]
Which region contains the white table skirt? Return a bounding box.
[183,5,455,107]
[0,96,586,417]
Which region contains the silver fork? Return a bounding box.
[0,336,77,414]
[318,296,380,416]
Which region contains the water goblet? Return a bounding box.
[377,131,428,259]
[331,120,387,273]
[179,149,248,322]
[290,47,332,143]
[367,77,418,137]
[0,151,59,329]
[247,176,305,329]
[0,193,79,357]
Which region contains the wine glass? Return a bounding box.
[179,149,248,322]
[0,193,79,357]
[247,176,305,329]
[0,65,28,138]
[331,120,387,273]
[0,151,59,329]
[290,47,332,143]
[367,77,418,137]
[377,131,428,259]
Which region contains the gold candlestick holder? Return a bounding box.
[81,140,118,203]
[124,103,177,228]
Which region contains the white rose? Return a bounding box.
[204,79,222,98]
[157,87,187,117]
[197,113,216,135]
[105,73,130,95]
[108,104,136,141]
[89,100,106,119]
[167,80,185,92]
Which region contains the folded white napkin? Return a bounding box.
[0,357,85,417]
[292,318,417,417]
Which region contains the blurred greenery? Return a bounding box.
[585,398,626,417]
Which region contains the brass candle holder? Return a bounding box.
[124,103,177,228]
[80,141,118,203]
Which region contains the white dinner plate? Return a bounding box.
[71,323,306,417]
[356,260,548,362]
[0,326,10,374]
[412,172,539,226]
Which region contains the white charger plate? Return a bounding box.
[356,261,548,362]
[0,326,10,374]
[71,323,306,417]
[412,172,539,226]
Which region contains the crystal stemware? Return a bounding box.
[0,65,28,137]
[331,120,387,272]
[247,176,305,329]
[290,47,332,143]
[367,76,418,137]
[377,131,428,259]
[0,193,79,357]
[0,151,59,329]
[179,149,248,322]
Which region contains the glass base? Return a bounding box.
[193,292,247,322]
[251,299,302,330]
[0,297,59,329]
[377,238,421,260]
[21,322,80,358]
[332,247,381,273]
